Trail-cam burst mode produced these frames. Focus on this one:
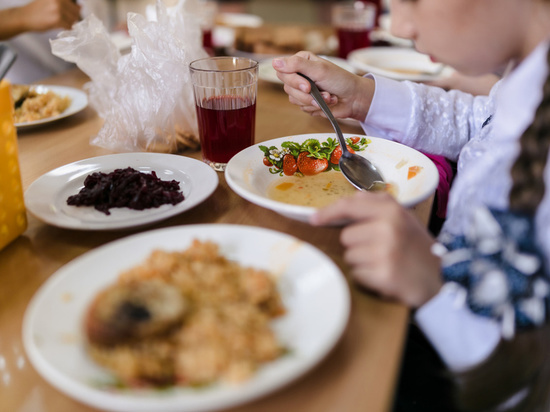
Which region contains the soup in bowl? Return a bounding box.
[225,133,439,223]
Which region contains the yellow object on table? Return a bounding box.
[0,79,27,250]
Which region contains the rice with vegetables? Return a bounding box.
[13,87,71,123]
[85,239,285,387]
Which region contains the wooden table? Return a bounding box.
[0,69,432,412]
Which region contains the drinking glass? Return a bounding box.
[189,57,258,172]
[199,0,218,53]
[359,0,382,26]
[332,1,377,59]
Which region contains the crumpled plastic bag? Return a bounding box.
[51,0,208,153]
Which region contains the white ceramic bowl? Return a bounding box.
[225,133,439,223]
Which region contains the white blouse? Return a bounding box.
[361,40,550,371]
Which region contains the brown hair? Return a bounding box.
[454,45,550,412]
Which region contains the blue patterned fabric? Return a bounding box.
[437,206,550,339]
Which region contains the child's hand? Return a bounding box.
[272,51,375,122]
[311,191,443,308]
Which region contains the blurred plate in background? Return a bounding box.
[215,12,264,28]
[348,47,454,81]
[15,85,88,130]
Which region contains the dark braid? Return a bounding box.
[509,45,550,214]
[455,45,550,412]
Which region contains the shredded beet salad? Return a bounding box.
[67,167,185,215]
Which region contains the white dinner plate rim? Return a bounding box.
[225,133,439,222]
[348,47,454,81]
[109,31,133,53]
[217,12,264,28]
[225,46,277,62]
[24,153,219,230]
[22,223,351,412]
[15,85,88,129]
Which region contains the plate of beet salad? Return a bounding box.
[24,153,218,230]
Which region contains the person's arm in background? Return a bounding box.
[0,0,80,40]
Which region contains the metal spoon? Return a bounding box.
[0,43,16,81]
[297,73,384,190]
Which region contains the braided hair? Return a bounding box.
[509,47,550,213]
[455,45,550,412]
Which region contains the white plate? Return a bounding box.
[23,224,350,412]
[370,28,414,48]
[109,31,133,54]
[348,47,454,81]
[24,153,218,230]
[15,85,88,129]
[337,117,361,127]
[259,56,357,85]
[225,46,277,62]
[212,26,235,48]
[374,14,413,47]
[225,133,439,222]
[212,13,264,48]
[216,12,263,28]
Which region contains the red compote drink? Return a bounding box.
[337,28,371,58]
[202,29,214,55]
[202,29,213,49]
[190,56,258,171]
[332,2,376,58]
[196,95,256,166]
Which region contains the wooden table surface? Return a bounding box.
[0,68,432,412]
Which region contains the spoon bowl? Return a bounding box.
[297,73,384,190]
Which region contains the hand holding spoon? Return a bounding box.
[297,73,384,190]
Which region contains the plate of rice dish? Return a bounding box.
[13,84,88,129]
[23,224,350,412]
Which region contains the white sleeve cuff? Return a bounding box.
[414,283,502,372]
[360,74,414,141]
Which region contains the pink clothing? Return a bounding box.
[422,153,454,219]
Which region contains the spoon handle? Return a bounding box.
[297,73,350,155]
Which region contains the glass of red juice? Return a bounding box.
[359,0,383,26]
[199,0,217,55]
[189,57,258,172]
[332,2,377,59]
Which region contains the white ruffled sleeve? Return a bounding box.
[361,74,493,162]
[414,283,502,372]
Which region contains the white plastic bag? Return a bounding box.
[51,0,208,153]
